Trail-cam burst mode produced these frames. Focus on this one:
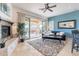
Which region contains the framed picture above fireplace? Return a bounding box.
[58,20,76,29]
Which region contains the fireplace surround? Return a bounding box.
[0,18,13,48]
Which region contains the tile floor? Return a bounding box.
[11,38,79,56]
[57,38,79,56]
[11,42,43,56]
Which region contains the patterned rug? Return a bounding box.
[27,39,65,56]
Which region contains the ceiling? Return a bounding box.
[13,3,79,18]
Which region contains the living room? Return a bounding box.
[0,3,79,56]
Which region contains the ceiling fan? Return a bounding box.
[39,3,56,13]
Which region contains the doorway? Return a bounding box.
[30,18,42,38]
[24,17,42,39]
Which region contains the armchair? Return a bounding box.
[72,30,79,53]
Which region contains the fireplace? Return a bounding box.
[0,18,13,48]
[1,26,11,38]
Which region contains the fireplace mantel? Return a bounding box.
[0,18,13,44]
[0,19,13,25]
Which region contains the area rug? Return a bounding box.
[27,39,65,56]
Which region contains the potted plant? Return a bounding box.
[17,23,25,42]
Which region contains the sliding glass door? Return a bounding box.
[42,21,48,32]
[24,17,30,39]
[30,18,42,38]
[24,17,42,39]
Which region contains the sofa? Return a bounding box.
[42,31,66,43]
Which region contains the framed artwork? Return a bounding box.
[58,20,76,29]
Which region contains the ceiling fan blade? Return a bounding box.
[49,5,56,8]
[48,8,53,12]
[43,9,47,13]
[39,8,45,10]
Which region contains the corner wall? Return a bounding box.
[48,10,79,37]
